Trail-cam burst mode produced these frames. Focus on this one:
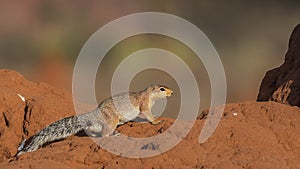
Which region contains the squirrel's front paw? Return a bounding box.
[151,119,163,125]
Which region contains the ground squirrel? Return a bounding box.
[16,85,173,156]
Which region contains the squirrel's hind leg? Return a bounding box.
[85,122,118,137]
[101,122,118,137]
[85,123,103,137]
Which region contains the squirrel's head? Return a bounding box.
[146,85,173,99]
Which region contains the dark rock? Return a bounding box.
[257,23,300,106]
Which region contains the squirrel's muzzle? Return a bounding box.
[166,89,173,97]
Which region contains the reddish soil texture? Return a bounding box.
[0,69,300,169]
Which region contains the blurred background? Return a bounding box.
[1,1,300,116]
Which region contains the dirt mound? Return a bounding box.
[0,69,300,169]
[257,23,300,106]
[0,69,75,161]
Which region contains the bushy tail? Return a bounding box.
[16,115,83,156]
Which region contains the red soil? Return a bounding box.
[0,69,299,169]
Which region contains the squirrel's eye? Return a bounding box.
[160,87,165,91]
